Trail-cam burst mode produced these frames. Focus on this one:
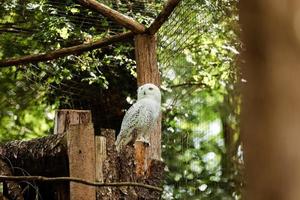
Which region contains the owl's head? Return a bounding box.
[137,83,161,103]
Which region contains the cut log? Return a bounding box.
[96,129,165,199]
[97,129,120,200]
[0,133,68,176]
[0,133,68,200]
[118,146,165,199]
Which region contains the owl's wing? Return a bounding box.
[115,101,153,151]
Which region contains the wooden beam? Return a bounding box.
[147,0,182,35]
[0,32,134,68]
[77,0,145,33]
[134,34,161,177]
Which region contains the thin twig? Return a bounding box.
[169,81,208,88]
[0,175,163,192]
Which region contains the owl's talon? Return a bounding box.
[144,140,150,146]
[135,139,150,147]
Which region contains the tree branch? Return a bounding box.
[77,0,145,33]
[170,81,208,88]
[147,0,182,35]
[0,175,163,192]
[0,32,134,68]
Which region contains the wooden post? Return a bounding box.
[241,1,300,199]
[95,136,107,182]
[55,110,96,200]
[97,129,119,199]
[134,34,161,176]
[135,34,160,85]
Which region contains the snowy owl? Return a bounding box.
[115,83,161,152]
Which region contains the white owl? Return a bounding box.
[115,83,161,152]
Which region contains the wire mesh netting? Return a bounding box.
[157,0,242,199]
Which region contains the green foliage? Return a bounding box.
[0,67,55,142]
[159,0,242,199]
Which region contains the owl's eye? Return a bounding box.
[148,87,153,90]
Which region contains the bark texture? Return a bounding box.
[0,133,68,176]
[98,129,165,200]
[0,133,68,200]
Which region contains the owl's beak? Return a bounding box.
[144,91,146,95]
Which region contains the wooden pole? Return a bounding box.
[241,1,300,199]
[134,34,161,177]
[147,0,182,35]
[0,32,134,68]
[77,0,145,33]
[55,110,96,200]
[135,34,160,85]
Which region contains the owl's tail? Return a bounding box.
[115,132,132,152]
[114,135,122,152]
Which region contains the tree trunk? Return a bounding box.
[241,1,300,199]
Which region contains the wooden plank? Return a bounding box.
[147,0,182,35]
[67,123,95,200]
[0,32,134,68]
[95,136,107,182]
[134,34,161,176]
[240,1,300,199]
[77,0,145,33]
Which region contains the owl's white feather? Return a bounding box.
[115,83,161,152]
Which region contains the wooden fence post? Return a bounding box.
[55,110,96,200]
[134,34,161,176]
